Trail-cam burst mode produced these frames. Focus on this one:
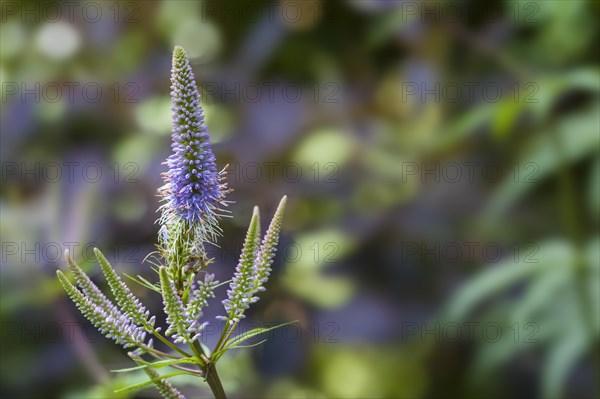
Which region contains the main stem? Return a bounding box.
[190,336,226,398]
[205,363,227,399]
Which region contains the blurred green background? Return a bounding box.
[1,0,599,398]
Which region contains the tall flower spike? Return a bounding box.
[159,266,194,343]
[94,248,156,332]
[218,206,261,324]
[57,271,146,348]
[143,367,187,399]
[253,196,287,296]
[187,273,219,332]
[159,46,229,243]
[65,250,123,319]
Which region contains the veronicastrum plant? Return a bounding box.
[57,46,290,399]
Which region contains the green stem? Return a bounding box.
[151,328,195,359]
[205,363,227,399]
[138,343,179,360]
[214,319,240,355]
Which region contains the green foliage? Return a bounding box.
[59,197,291,399]
[212,320,298,362]
[443,237,599,397]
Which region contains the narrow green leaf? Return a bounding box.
[124,273,161,294]
[227,339,267,350]
[110,357,198,373]
[213,320,298,360]
[110,364,149,373]
[225,320,297,349]
[444,240,573,321]
[113,371,189,393]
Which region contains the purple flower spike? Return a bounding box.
[159,46,229,240]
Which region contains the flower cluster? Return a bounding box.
[159,46,229,244]
[142,366,187,399]
[187,273,219,329]
[160,268,219,343]
[95,248,156,332]
[220,196,287,324]
[252,196,286,294]
[57,250,148,348]
[58,46,289,399]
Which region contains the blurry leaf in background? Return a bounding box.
[172,17,221,62]
[217,350,260,395]
[134,96,172,136]
[445,239,572,321]
[285,197,343,231]
[282,229,355,308]
[155,1,221,62]
[292,128,357,169]
[267,379,326,399]
[444,237,599,397]
[111,31,149,73]
[111,188,148,224]
[0,20,26,61]
[352,177,408,215]
[487,101,600,218]
[204,103,235,143]
[521,0,596,65]
[314,345,428,399]
[358,143,418,212]
[112,133,162,174]
[35,97,67,123]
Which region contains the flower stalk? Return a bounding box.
[57,46,291,399]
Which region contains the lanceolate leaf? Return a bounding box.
[113,371,191,393]
[224,320,297,349]
[110,357,199,373]
[212,320,297,361]
[124,273,162,294]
